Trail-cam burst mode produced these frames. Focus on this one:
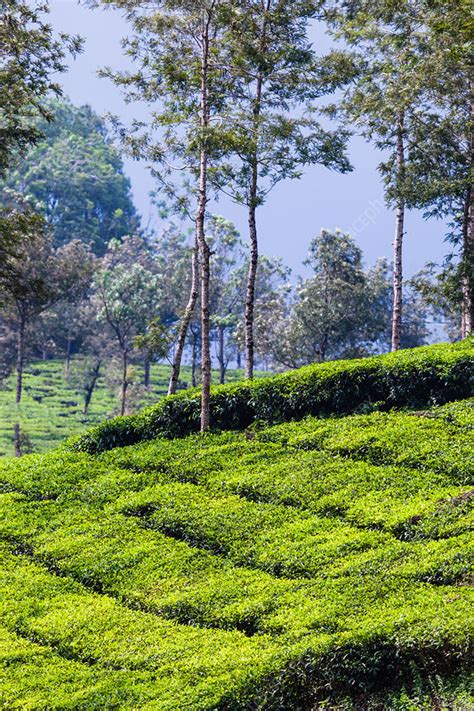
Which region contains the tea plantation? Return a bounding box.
[0,341,473,709]
[0,360,255,457]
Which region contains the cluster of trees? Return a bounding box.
[94,0,471,430]
[0,165,428,426]
[0,0,471,436]
[0,105,428,423]
[325,0,472,345]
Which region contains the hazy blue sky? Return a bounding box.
[49,1,448,278]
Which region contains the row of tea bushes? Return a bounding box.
[68,340,474,454]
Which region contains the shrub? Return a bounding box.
[68,340,474,454]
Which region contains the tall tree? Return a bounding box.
[0,0,81,174]
[1,98,139,254]
[94,0,237,431]
[215,0,352,377]
[399,1,473,337]
[327,0,431,350]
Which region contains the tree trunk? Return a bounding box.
[461,97,474,338]
[244,5,269,379]
[391,112,406,352]
[191,329,198,388]
[245,195,259,380]
[144,356,151,390]
[168,237,199,396]
[13,423,21,458]
[236,350,242,370]
[461,190,474,338]
[197,9,212,433]
[83,360,101,416]
[16,315,26,405]
[198,206,211,432]
[218,324,226,385]
[245,72,264,381]
[120,351,128,417]
[64,331,72,378]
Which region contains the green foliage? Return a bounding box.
[69,340,474,455]
[1,98,138,254]
[210,1,352,206]
[0,202,46,306]
[133,318,170,360]
[0,214,94,322]
[326,0,473,333]
[0,0,81,175]
[270,230,400,366]
[0,359,254,457]
[0,385,472,707]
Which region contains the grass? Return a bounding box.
[0,342,472,708]
[0,358,259,457]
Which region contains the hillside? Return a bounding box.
[0,342,473,709]
[0,360,257,457]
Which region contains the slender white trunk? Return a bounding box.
[244,4,270,378]
[391,111,405,352]
[245,187,259,380]
[197,8,212,432]
[191,327,198,388]
[245,5,271,380]
[461,93,473,338]
[167,237,199,395]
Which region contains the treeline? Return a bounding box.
[0,0,471,436]
[0,160,436,426]
[0,103,429,420]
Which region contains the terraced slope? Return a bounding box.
[1,343,473,709]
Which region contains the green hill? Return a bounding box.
[0,360,256,457]
[0,342,473,709]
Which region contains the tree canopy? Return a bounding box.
[0,0,81,174]
[1,98,139,254]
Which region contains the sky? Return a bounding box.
[49,1,449,280]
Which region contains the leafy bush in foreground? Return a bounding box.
[68,340,474,454]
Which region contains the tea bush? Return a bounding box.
[69,340,474,454]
